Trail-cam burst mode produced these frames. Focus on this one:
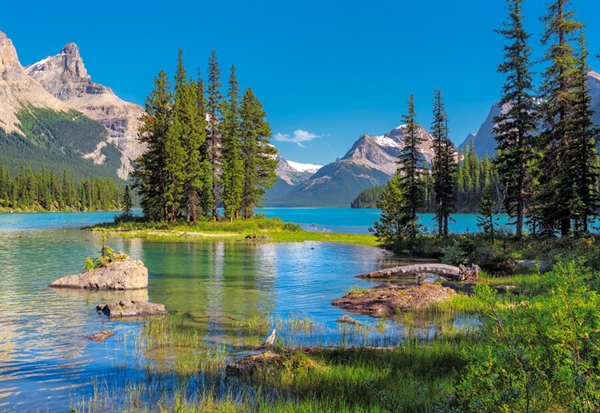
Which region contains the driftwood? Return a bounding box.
[357,263,480,282]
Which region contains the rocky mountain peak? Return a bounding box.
[61,42,80,56]
[25,42,146,178]
[0,30,20,70]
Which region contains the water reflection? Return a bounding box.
[0,223,465,411]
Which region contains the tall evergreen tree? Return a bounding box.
[132,70,172,221]
[239,88,277,219]
[397,95,424,240]
[221,65,244,221]
[535,0,583,236]
[196,70,214,217]
[431,89,456,236]
[493,0,537,241]
[566,32,600,232]
[206,50,223,220]
[370,174,405,251]
[122,184,133,218]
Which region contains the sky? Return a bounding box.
[0,0,599,166]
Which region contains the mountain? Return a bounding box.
[25,42,145,179]
[0,31,124,181]
[264,125,436,207]
[266,154,322,200]
[461,70,600,158]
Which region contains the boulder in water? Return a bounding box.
[48,259,148,290]
[96,300,168,318]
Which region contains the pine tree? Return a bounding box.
[196,70,213,217]
[370,174,405,250]
[431,89,456,236]
[239,88,277,219]
[132,70,172,221]
[123,184,133,218]
[535,0,583,236]
[397,95,424,240]
[493,0,537,241]
[566,32,600,233]
[206,50,223,221]
[221,65,244,221]
[478,184,499,243]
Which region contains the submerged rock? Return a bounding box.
[96,300,168,318]
[86,330,114,342]
[48,260,148,290]
[332,283,456,317]
[336,315,361,325]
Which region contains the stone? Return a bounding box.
[86,330,114,342]
[336,315,361,325]
[96,300,168,318]
[332,283,456,317]
[48,259,148,290]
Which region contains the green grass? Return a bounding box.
[88,216,378,247]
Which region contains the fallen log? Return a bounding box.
[357,263,479,281]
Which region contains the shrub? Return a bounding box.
[456,259,600,412]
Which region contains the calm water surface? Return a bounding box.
[0,209,477,412]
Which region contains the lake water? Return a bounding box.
[0,209,481,412]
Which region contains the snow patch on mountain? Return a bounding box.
[287,160,323,173]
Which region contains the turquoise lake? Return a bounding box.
[0,208,489,411]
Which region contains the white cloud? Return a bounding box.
[274,129,320,147]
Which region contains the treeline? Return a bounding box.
[0,108,123,182]
[372,0,598,245]
[0,163,123,211]
[133,50,277,223]
[353,141,502,213]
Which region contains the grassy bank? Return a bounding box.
[88,216,378,247]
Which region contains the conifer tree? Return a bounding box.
[206,50,223,220]
[477,183,499,243]
[370,174,405,250]
[196,70,214,217]
[123,184,133,218]
[239,88,277,218]
[431,89,456,236]
[221,65,244,221]
[493,0,537,241]
[133,70,172,221]
[567,32,600,232]
[535,0,583,236]
[397,95,424,240]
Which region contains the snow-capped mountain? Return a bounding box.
[265,125,437,207]
[25,43,145,179]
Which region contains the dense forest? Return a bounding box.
[133,50,277,223]
[0,107,123,182]
[352,141,502,213]
[0,163,124,212]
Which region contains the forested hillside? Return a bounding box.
[0,107,123,182]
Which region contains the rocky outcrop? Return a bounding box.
[96,300,167,318]
[48,259,148,290]
[25,42,145,179]
[358,263,480,281]
[0,31,73,135]
[336,315,361,325]
[332,283,456,317]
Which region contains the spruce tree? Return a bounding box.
[221,65,244,221]
[397,95,424,240]
[477,183,499,243]
[535,0,583,236]
[132,70,172,221]
[206,50,223,221]
[239,88,277,219]
[123,184,133,218]
[493,0,537,241]
[566,32,600,233]
[196,70,214,217]
[370,174,405,251]
[431,89,456,237]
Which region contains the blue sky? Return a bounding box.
[1,0,599,165]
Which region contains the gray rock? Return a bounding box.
[87,330,114,342]
[96,300,168,318]
[336,315,361,325]
[49,259,148,290]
